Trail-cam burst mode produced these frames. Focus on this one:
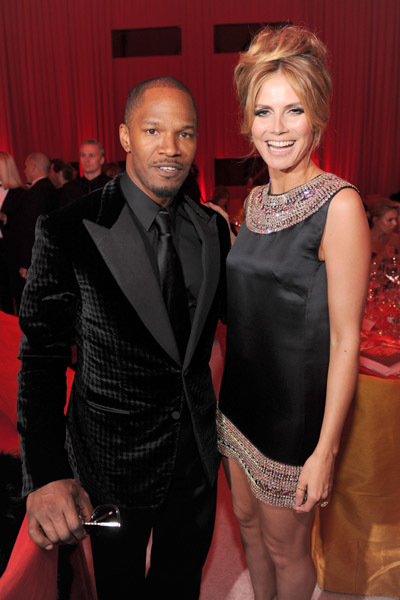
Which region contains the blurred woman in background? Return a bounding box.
[368,197,399,260]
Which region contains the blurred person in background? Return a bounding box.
[49,158,73,189]
[368,197,400,260]
[64,139,111,202]
[207,185,239,235]
[104,161,123,179]
[15,152,56,306]
[49,158,75,208]
[0,151,26,314]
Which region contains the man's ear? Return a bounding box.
[119,123,131,153]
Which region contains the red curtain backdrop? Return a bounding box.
[0,0,399,203]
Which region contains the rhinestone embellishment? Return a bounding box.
[246,173,357,234]
[217,409,302,508]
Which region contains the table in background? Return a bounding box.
[312,372,400,597]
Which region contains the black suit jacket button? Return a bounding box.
[171,411,181,420]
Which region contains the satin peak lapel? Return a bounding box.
[83,203,181,365]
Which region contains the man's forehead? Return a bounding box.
[140,116,196,130]
[135,87,197,121]
[80,144,100,154]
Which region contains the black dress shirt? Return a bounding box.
[60,172,111,206]
[120,172,202,324]
[75,172,111,196]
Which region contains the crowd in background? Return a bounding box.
[0,143,121,314]
[0,143,399,318]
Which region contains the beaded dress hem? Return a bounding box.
[217,409,302,508]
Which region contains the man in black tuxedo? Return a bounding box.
[17,77,230,599]
[13,153,56,308]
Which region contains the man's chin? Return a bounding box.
[151,184,183,200]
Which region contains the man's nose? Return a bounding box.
[158,133,180,156]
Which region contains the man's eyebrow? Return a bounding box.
[142,119,161,126]
[141,120,196,130]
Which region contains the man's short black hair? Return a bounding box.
[50,158,64,173]
[51,159,73,182]
[124,76,198,126]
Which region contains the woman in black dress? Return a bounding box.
[217,26,370,599]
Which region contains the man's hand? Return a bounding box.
[26,479,93,550]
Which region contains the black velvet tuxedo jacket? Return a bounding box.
[17,175,230,508]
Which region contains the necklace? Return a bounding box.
[246,172,357,234]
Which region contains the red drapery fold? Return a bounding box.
[0,514,97,600]
[0,0,399,203]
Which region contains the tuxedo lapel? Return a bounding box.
[82,181,221,369]
[183,199,221,369]
[83,202,181,365]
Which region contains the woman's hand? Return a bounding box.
[293,449,335,513]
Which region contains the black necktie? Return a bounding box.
[155,208,191,359]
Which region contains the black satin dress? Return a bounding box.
[217,173,357,506]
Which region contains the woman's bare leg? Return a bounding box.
[258,501,316,600]
[222,457,316,600]
[223,457,277,600]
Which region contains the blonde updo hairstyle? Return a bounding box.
[234,26,333,153]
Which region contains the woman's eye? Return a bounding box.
[290,108,304,115]
[254,109,269,117]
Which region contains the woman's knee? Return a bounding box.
[262,529,311,572]
[224,459,260,528]
[231,496,260,529]
[260,510,313,569]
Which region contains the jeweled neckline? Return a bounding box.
[246,173,356,234]
[266,174,324,198]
